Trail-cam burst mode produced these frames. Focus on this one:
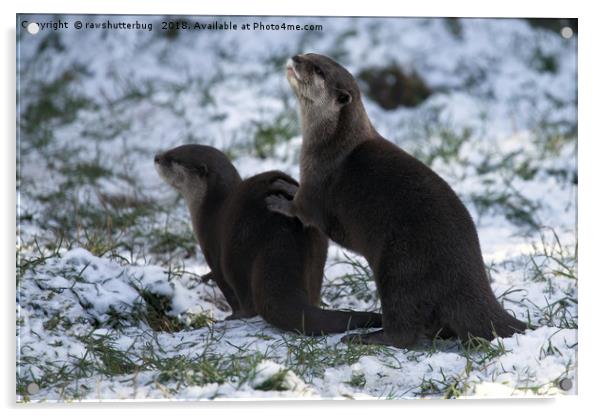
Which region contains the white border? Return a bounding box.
[3,1,599,416]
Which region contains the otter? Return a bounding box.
[154,144,381,335]
[266,53,527,348]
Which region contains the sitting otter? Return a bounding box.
[266,53,527,347]
[154,144,381,335]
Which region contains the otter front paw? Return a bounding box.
[265,194,296,218]
[200,271,214,283]
[226,310,257,321]
[341,330,409,348]
[270,178,299,199]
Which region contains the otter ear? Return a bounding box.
[196,164,208,177]
[335,88,352,106]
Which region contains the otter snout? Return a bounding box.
[154,151,188,193]
[154,152,170,166]
[154,151,176,186]
[286,57,302,82]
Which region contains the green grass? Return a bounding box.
[20,64,97,150]
[471,186,542,229]
[17,315,289,401]
[532,47,558,74]
[254,369,291,391]
[358,64,432,109]
[347,371,367,388]
[128,281,214,333]
[16,236,66,286]
[278,333,391,383]
[228,109,298,160]
[322,253,379,310]
[16,224,578,400]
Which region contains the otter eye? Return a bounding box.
[195,164,208,177]
[314,65,324,77]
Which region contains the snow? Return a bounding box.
[17,15,576,401]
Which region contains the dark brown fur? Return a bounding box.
[266,53,527,347]
[154,144,381,335]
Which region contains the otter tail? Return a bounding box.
[451,298,528,341]
[258,294,382,336]
[486,307,528,339]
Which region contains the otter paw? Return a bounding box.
[265,194,295,217]
[225,312,244,321]
[225,310,257,321]
[340,333,367,345]
[270,178,299,199]
[200,271,214,283]
[341,330,407,348]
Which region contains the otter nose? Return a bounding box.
[154,153,164,164]
[292,55,302,63]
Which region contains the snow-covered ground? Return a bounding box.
[16,16,577,401]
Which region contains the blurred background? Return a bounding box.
[17,16,577,262]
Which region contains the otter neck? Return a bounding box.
[185,178,240,266]
[299,97,376,181]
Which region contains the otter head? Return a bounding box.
[286,53,358,113]
[154,144,241,207]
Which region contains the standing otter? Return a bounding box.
[266,53,527,348]
[154,144,381,335]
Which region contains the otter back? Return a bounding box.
[221,170,382,334]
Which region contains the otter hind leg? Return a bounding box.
[260,299,382,336]
[341,329,419,349]
[300,309,383,335]
[211,271,249,321]
[225,309,257,321]
[338,310,382,330]
[341,330,388,346]
[447,304,527,342]
[367,282,424,348]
